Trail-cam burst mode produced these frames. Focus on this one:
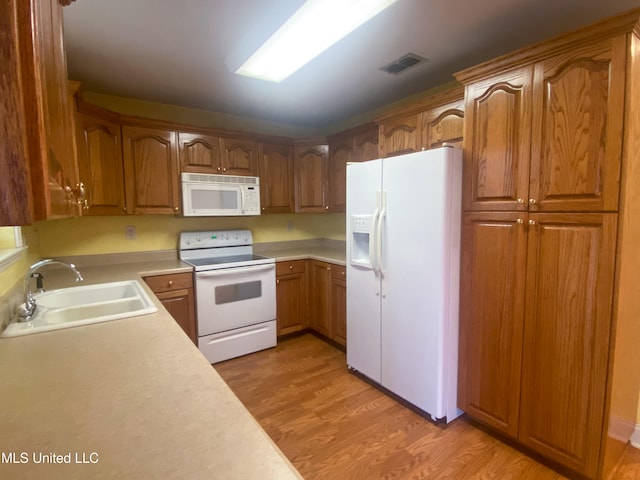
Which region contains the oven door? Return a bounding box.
[194,263,276,336]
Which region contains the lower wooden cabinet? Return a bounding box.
[276,259,346,346]
[458,212,618,478]
[275,260,308,335]
[329,264,347,346]
[144,273,196,344]
[309,260,332,336]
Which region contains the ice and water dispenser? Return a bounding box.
[350,215,374,268]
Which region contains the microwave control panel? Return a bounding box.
[243,186,260,214]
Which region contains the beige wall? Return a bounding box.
[0,227,41,297]
[34,213,345,258]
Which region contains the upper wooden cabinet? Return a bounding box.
[1,0,79,225]
[461,38,624,213]
[122,125,180,215]
[221,138,258,176]
[378,112,421,157]
[178,132,257,176]
[294,143,329,213]
[75,111,126,216]
[462,67,534,212]
[376,88,464,158]
[178,132,223,174]
[328,123,379,212]
[259,143,294,214]
[1,0,32,225]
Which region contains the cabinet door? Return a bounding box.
[275,261,308,336]
[463,67,534,211]
[529,40,625,212]
[309,260,331,337]
[122,126,180,215]
[421,99,464,149]
[330,265,347,346]
[328,139,352,213]
[18,0,78,220]
[378,112,421,158]
[259,143,294,214]
[352,125,379,162]
[294,144,329,213]
[178,132,222,174]
[76,113,126,216]
[518,213,616,478]
[155,289,197,344]
[0,0,32,225]
[458,212,528,438]
[221,138,258,176]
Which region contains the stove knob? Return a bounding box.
[185,239,191,245]
[196,235,201,242]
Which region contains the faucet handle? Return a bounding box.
[31,272,45,293]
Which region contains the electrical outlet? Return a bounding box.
[287,221,294,231]
[125,225,136,240]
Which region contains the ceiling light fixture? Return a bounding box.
[236,0,398,83]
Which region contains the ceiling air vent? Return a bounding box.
[380,53,427,75]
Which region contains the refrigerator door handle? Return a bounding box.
[376,191,387,276]
[371,191,381,274]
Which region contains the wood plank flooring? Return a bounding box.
[214,334,640,480]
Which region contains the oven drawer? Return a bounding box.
[276,260,306,276]
[198,320,276,364]
[144,272,193,293]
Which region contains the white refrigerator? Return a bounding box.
[346,146,463,423]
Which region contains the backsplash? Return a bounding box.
[34,213,346,257]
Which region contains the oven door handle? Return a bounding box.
[195,264,275,278]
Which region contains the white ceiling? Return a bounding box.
[63,0,640,128]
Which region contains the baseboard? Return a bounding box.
[630,424,640,449]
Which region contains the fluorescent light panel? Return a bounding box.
[236,0,398,83]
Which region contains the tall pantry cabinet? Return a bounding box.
[456,10,640,480]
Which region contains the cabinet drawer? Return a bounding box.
[331,264,346,280]
[276,260,306,276]
[144,272,193,293]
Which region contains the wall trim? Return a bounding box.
[0,247,27,271]
[630,424,640,449]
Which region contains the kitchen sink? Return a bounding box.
[1,280,158,337]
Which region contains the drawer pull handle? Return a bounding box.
[168,280,173,287]
[289,265,293,270]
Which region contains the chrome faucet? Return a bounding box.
[16,259,84,322]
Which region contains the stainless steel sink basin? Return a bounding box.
[1,280,158,337]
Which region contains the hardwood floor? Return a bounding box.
[214,334,640,480]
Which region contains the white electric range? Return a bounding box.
[179,230,276,363]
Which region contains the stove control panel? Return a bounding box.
[180,230,253,249]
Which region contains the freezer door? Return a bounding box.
[346,159,383,382]
[380,148,462,419]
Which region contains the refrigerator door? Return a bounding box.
[346,158,382,382]
[380,148,461,418]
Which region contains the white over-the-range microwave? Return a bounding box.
[181,173,261,216]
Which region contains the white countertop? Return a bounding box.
[0,260,302,480]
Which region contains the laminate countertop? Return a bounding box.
[0,259,302,480]
[256,245,346,266]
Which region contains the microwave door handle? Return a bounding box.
[240,187,245,214]
[195,264,275,278]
